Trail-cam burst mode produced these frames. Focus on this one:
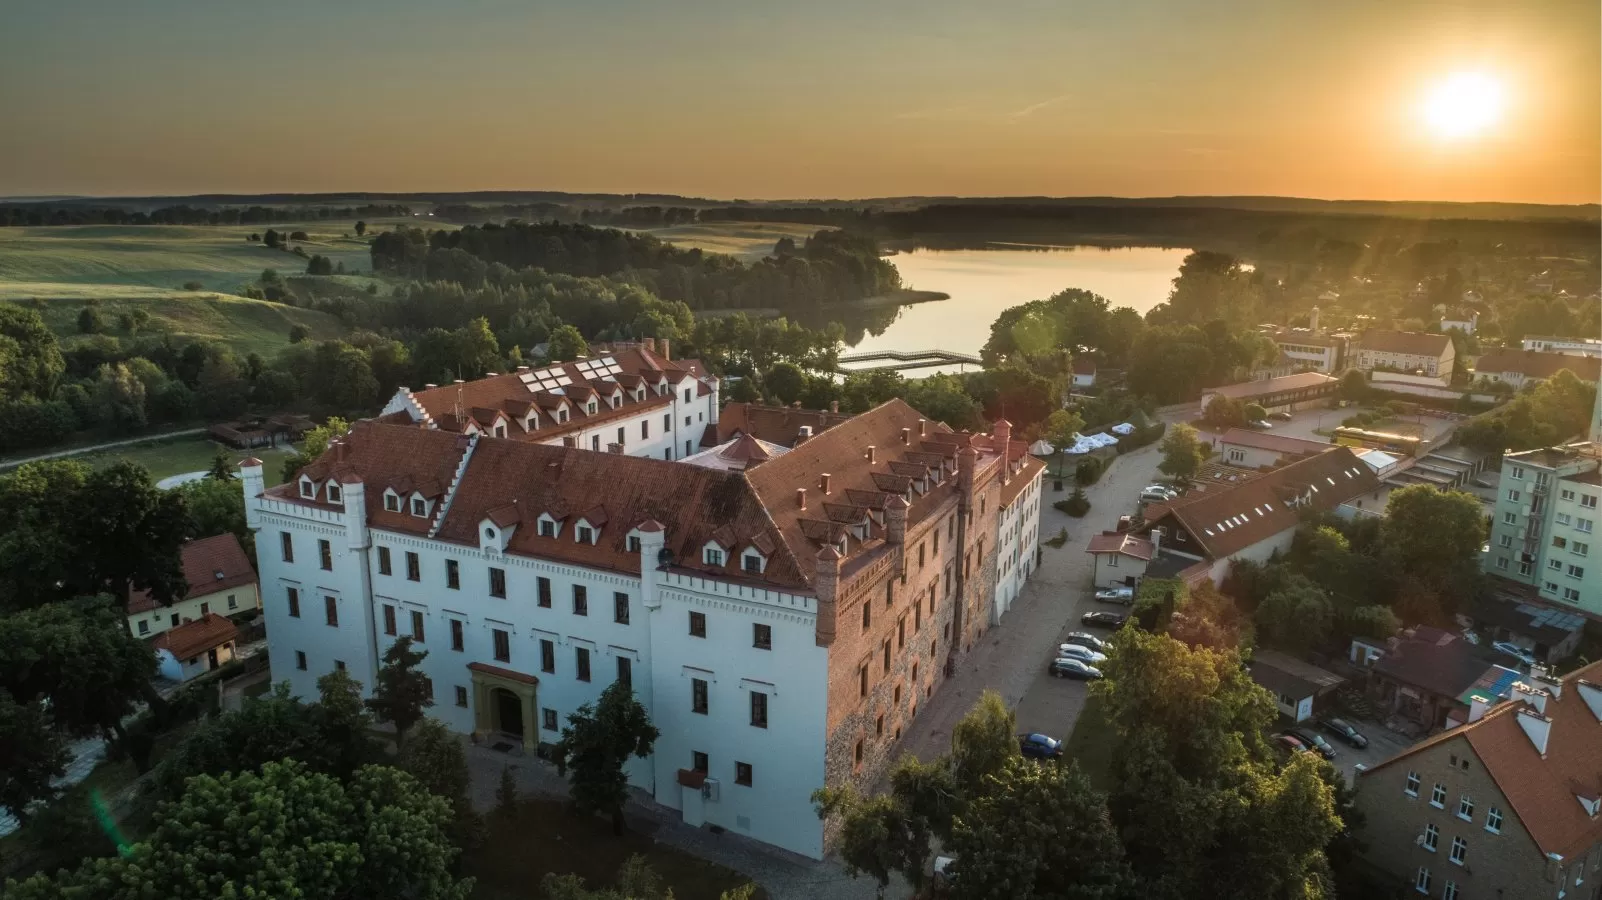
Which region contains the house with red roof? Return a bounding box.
[152,612,239,681]
[126,533,258,639]
[1353,660,1602,899]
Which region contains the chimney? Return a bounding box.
[1310,306,1321,333]
[918,418,927,437]
[813,545,843,647]
[830,400,839,413]
[643,338,656,353]
[901,427,911,445]
[1150,528,1162,557]
[660,339,670,360]
[820,473,832,495]
[1512,681,1549,715]
[485,372,498,377]
[796,425,813,444]
[334,439,347,462]
[1530,669,1563,700]
[562,436,577,448]
[425,383,438,389]
[1577,681,1602,723]
[607,442,624,454]
[792,401,802,409]
[1468,693,1494,723]
[993,418,1012,452]
[453,379,464,384]
[885,494,908,545]
[796,488,807,510]
[866,445,876,464]
[1516,707,1553,757]
[516,365,530,373]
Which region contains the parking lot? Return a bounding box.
[1257,403,1460,446]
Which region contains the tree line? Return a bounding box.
[0,203,411,228]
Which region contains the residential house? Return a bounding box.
[1216,428,1332,470]
[1481,441,1602,616]
[1247,649,1344,722]
[126,533,258,638]
[1084,532,1155,589]
[1353,331,1456,382]
[1358,625,1523,732]
[1353,663,1602,900]
[1070,359,1097,389]
[1137,447,1381,585]
[1472,349,1601,389]
[153,612,239,682]
[243,398,1042,859]
[1269,330,1346,373]
[1439,311,1478,335]
[1523,335,1602,359]
[992,432,1046,623]
[1198,372,1339,416]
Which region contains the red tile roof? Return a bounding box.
[714,402,853,448]
[266,426,472,538]
[1217,428,1333,458]
[1085,532,1155,561]
[1473,350,1601,382]
[1000,452,1046,507]
[1356,329,1452,358]
[151,612,238,660]
[128,533,256,614]
[1144,447,1379,560]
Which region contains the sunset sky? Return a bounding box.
[1,0,1596,204]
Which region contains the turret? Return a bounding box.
[340,474,368,551]
[239,457,265,530]
[638,520,666,610]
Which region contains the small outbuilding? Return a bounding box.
[152,612,238,682]
[1247,648,1345,722]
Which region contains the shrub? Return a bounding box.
[181,281,205,291]
[1075,457,1103,486]
[1043,528,1069,549]
[288,324,311,343]
[1055,488,1091,517]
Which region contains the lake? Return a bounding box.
[839,245,1190,368]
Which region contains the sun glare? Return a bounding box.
[1421,71,1506,140]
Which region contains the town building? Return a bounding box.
[1268,330,1346,373]
[709,401,852,449]
[241,398,1043,859]
[1471,349,1601,389]
[1246,648,1343,722]
[1070,359,1098,389]
[1352,625,1523,732]
[377,342,720,462]
[1438,310,1478,335]
[1523,335,1602,359]
[1353,662,1602,900]
[1198,371,1339,416]
[1085,531,1155,590]
[1481,442,1602,616]
[1215,428,1332,470]
[126,533,258,638]
[1352,331,1456,382]
[153,612,239,682]
[1466,582,1587,665]
[1113,447,1379,586]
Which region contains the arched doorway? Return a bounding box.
[468,662,539,751]
[494,687,524,739]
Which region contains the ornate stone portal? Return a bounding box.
[468,662,539,751]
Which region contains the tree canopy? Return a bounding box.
[1158,422,1206,481]
[553,680,660,834]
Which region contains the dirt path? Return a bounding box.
[0,428,207,470]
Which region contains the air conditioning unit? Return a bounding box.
[701,778,720,803]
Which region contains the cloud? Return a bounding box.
[893,105,972,121]
[1008,95,1069,123]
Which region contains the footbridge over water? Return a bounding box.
[837,348,983,372]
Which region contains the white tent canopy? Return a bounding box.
[1029,439,1055,456]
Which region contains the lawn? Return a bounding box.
[640,221,824,262]
[21,293,349,359]
[66,434,297,486]
[463,798,764,900]
[1063,692,1116,792]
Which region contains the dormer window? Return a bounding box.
[484,527,496,541]
[635,389,646,402]
[628,535,642,552]
[538,515,558,538]
[494,424,507,438]
[586,401,598,415]
[299,476,316,499]
[326,484,342,504]
[410,496,428,517]
[705,547,725,566]
[557,409,568,424]
[578,525,594,544]
[383,491,400,512]
[742,552,764,575]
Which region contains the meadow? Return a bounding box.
[637,220,823,262]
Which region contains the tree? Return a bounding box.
[280,416,350,482]
[366,636,433,746]
[495,764,519,820]
[546,323,589,362]
[1381,484,1485,590]
[1043,408,1085,450]
[553,680,660,835]
[289,230,309,241]
[1242,402,1267,423]
[206,450,235,481]
[91,362,147,431]
[307,254,334,275]
[765,361,807,404]
[946,759,1130,900]
[176,475,252,556]
[8,761,474,900]
[0,305,65,402]
[355,220,367,236]
[540,856,757,900]
[0,689,70,826]
[400,717,480,845]
[950,690,1018,797]
[1254,577,1333,653]
[75,306,104,335]
[1201,394,1245,429]
[900,373,984,431]
[1339,369,1368,402]
[1158,422,1206,481]
[263,228,282,248]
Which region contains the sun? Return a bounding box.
[1420,71,1506,140]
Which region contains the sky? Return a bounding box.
[0,0,1596,204]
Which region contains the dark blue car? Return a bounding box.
[1018,732,1063,760]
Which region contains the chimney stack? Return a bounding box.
[885,494,908,546]
[796,425,813,444]
[1468,693,1493,723]
[813,545,843,647]
[866,445,876,464]
[1516,707,1552,757]
[993,419,1012,453]
[485,372,498,378]
[660,339,670,360]
[334,439,347,462]
[1512,681,1549,715]
[1309,306,1321,334]
[830,400,839,413]
[918,418,927,437]
[425,383,438,389]
[516,365,530,373]
[820,473,832,495]
[562,436,577,448]
[643,338,656,353]
[1151,527,1162,557]
[607,442,624,454]
[796,488,807,510]
[901,427,911,445]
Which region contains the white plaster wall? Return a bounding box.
[1209,529,1297,584]
[1219,443,1281,470]
[127,584,260,638]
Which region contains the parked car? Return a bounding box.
[1272,733,1310,756]
[1056,644,1108,665]
[1269,411,1293,421]
[1289,727,1338,760]
[1081,611,1128,629]
[1250,419,1273,429]
[1019,732,1063,759]
[1318,717,1369,749]
[1492,641,1537,668]
[1094,587,1135,604]
[1139,488,1176,503]
[1061,631,1107,652]
[1049,658,1103,680]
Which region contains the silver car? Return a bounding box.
[1057,643,1108,665]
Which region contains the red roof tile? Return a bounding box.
[1085,532,1155,561]
[1473,350,1601,382]
[151,612,238,660]
[128,533,256,614]
[1356,329,1452,358]
[1217,428,1333,458]
[715,402,853,447]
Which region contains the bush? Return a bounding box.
[1043,527,1069,549]
[76,306,105,334]
[181,281,205,291]
[288,324,311,343]
[1055,487,1091,517]
[1075,457,1103,486]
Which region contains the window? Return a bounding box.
[692,751,708,773]
[1510,466,1525,479]
[735,762,752,786]
[446,560,460,590]
[859,664,869,698]
[543,708,558,731]
[450,619,464,651]
[1496,556,1509,570]
[384,492,400,512]
[539,519,556,538]
[897,617,906,650]
[324,595,338,626]
[1551,558,1565,570]
[691,678,708,714]
[876,714,885,737]
[406,551,420,581]
[742,554,761,574]
[1519,560,1533,576]
[1564,587,1583,602]
[854,739,864,767]
[1457,796,1474,821]
[576,525,594,544]
[1498,534,1513,548]
[287,586,301,618]
[319,539,332,571]
[705,547,724,566]
[1580,518,1595,534]
[1404,771,1420,796]
[1415,867,1430,894]
[753,623,771,650]
[689,611,706,637]
[411,496,427,517]
[1423,823,1438,851]
[628,535,642,553]
[1558,512,1574,526]
[280,531,294,562]
[1547,581,1562,593]
[489,567,507,598]
[493,628,510,662]
[572,585,587,616]
[616,426,625,445]
[616,656,632,689]
[383,604,397,636]
[1575,541,1590,556]
[293,650,307,670]
[138,619,150,635]
[862,601,872,630]
[750,691,768,727]
[378,546,392,575]
[540,639,555,673]
[914,597,922,631]
[575,647,591,682]
[327,484,342,503]
[1503,512,1518,525]
[1507,489,1521,502]
[933,530,940,556]
[537,576,552,608]
[1448,837,1466,865]
[614,592,629,625]
[882,639,891,674]
[1442,881,1458,900]
[663,413,670,431]
[422,677,434,701]
[455,686,468,707]
[1430,783,1446,807]
[591,435,600,451]
[641,421,649,439]
[300,478,315,499]
[411,609,425,642]
[1569,564,1586,579]
[1585,494,1599,509]
[1563,488,1578,501]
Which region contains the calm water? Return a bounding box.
[843,245,1190,362]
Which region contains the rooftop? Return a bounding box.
[1248,648,1344,699]
[151,612,238,660]
[680,434,791,472]
[1355,329,1453,358]
[1473,349,1601,382]
[1085,532,1155,561]
[128,533,256,615]
[1217,427,1332,458]
[1371,625,1519,701]
[1204,371,1338,401]
[713,402,853,448]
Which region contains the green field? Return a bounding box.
[16,434,299,487]
[640,221,824,261]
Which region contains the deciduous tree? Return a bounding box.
[1158,422,1206,481]
[366,636,433,746]
[546,323,588,363]
[1381,484,1485,590]
[553,680,659,835]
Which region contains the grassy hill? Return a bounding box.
[24,293,346,359]
[638,221,822,262]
